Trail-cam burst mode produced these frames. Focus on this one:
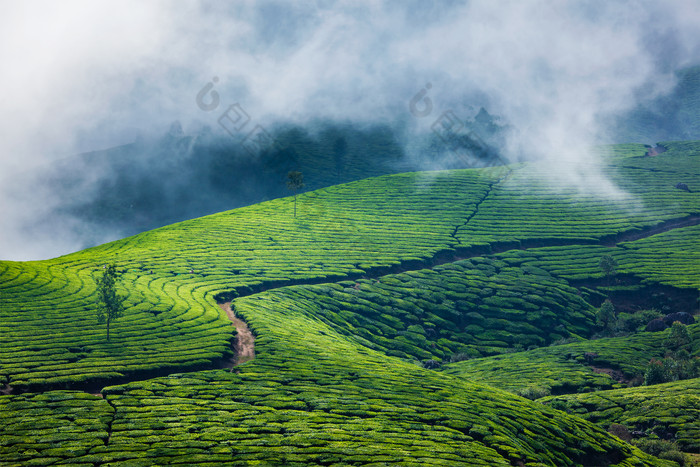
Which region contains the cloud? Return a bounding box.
[0,0,698,260]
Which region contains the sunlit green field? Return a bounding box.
[0,141,697,465]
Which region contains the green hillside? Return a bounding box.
[0,287,667,465]
[543,378,700,453]
[254,256,597,363]
[442,324,700,396]
[0,168,503,391]
[1,141,698,465]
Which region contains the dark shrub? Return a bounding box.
[584,352,598,363]
[644,355,699,385]
[645,318,669,332]
[516,385,551,400]
[608,424,632,442]
[627,374,644,387]
[633,439,686,466]
[676,357,700,380]
[615,309,663,332]
[674,182,690,192]
[450,352,470,363]
[596,300,616,330]
[666,322,692,350]
[663,312,695,326]
[422,359,441,369]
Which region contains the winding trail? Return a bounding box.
[601,213,699,246]
[218,302,255,367]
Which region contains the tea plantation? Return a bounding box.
[442,324,700,396]
[253,257,597,363]
[455,142,698,250]
[0,141,698,465]
[492,224,700,289]
[0,290,667,466]
[543,378,700,453]
[0,168,504,391]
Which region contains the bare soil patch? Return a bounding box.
[219,302,255,367]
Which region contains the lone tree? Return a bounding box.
[599,254,618,286]
[596,299,616,330]
[666,321,691,351]
[286,171,304,217]
[95,264,125,341]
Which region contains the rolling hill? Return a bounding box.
[0,141,698,465]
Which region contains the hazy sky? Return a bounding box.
[1,0,699,260]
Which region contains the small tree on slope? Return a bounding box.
[287,171,305,218]
[596,299,616,331]
[95,264,125,341]
[599,255,618,287]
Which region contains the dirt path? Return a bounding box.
[218,302,255,367]
[601,214,699,246]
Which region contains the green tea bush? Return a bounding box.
[516,385,552,400]
[633,439,688,466]
[615,309,663,333]
[645,356,700,385]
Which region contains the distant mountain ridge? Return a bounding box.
[612,65,700,143]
